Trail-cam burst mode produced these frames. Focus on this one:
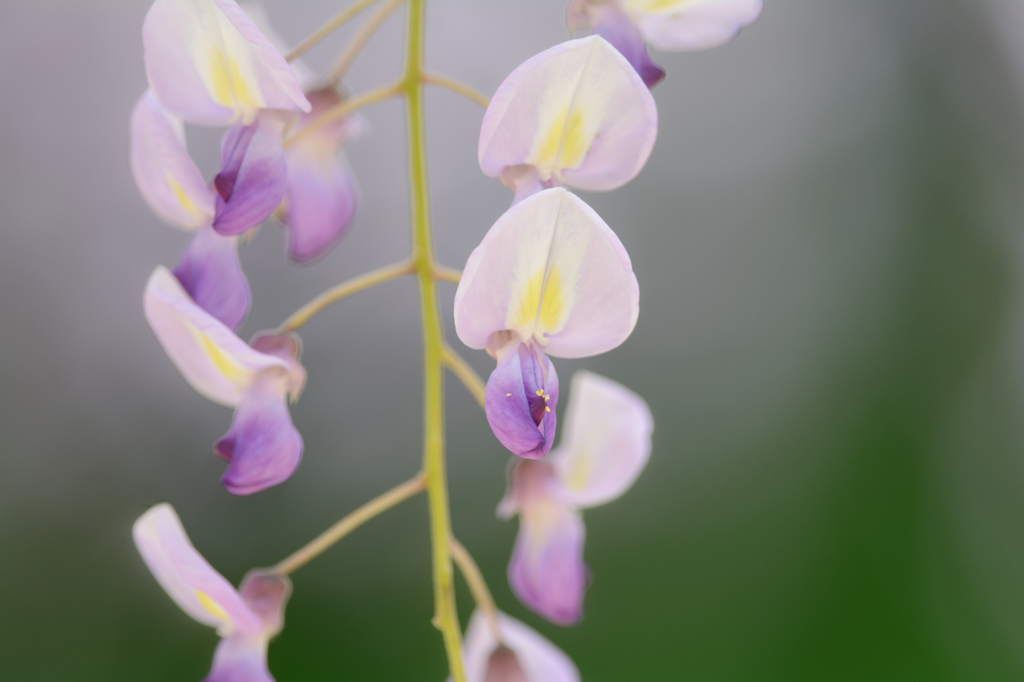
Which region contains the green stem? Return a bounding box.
[402,1,466,680]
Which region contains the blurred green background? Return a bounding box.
[3,0,1024,679]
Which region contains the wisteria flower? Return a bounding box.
[457,610,580,682]
[454,187,639,459]
[278,88,365,263]
[144,266,305,494]
[567,0,763,86]
[133,503,290,682]
[478,35,657,203]
[142,0,310,127]
[498,371,653,624]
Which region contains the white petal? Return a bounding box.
[143,266,289,407]
[133,504,263,636]
[479,35,657,195]
[550,371,653,508]
[130,90,215,230]
[143,0,310,126]
[454,188,638,359]
[624,0,763,51]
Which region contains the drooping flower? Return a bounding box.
[567,0,763,86]
[278,88,365,263]
[498,371,653,624]
[144,266,305,494]
[478,35,657,204]
[133,503,290,682]
[454,188,639,459]
[457,610,580,682]
[142,0,310,127]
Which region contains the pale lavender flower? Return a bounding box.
[144,267,305,494]
[567,0,763,86]
[142,0,310,127]
[457,610,580,682]
[133,504,290,682]
[499,371,653,624]
[478,35,657,203]
[454,188,639,459]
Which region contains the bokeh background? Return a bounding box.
[3,0,1024,679]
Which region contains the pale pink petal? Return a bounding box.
[589,5,665,87]
[549,371,653,508]
[479,35,657,198]
[130,90,215,230]
[133,504,263,636]
[626,0,763,52]
[143,266,289,407]
[460,610,580,682]
[143,0,310,126]
[453,188,639,359]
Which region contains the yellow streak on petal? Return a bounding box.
[565,448,592,492]
[167,174,200,218]
[208,49,235,108]
[508,265,567,340]
[194,589,231,625]
[185,322,249,385]
[528,106,590,181]
[228,55,261,111]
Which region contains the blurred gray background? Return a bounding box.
[3,0,1024,679]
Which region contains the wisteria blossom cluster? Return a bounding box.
[128,0,760,679]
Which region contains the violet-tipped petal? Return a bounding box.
[173,225,250,331]
[479,35,657,198]
[215,376,303,495]
[280,88,363,263]
[502,461,588,625]
[549,371,653,508]
[460,610,580,682]
[485,343,559,460]
[130,90,215,230]
[213,112,288,236]
[142,0,310,126]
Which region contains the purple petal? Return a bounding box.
[507,475,588,625]
[593,8,665,88]
[213,113,288,236]
[214,376,302,495]
[204,633,274,682]
[280,88,361,262]
[173,225,250,331]
[485,343,559,460]
[283,153,359,263]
